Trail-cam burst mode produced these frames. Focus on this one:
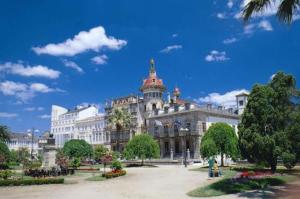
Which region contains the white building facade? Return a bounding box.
[7,133,40,156]
[51,105,109,148]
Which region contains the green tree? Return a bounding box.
[239,72,299,172]
[55,149,69,169]
[0,125,10,142]
[200,123,239,166]
[243,0,300,24]
[124,134,159,166]
[9,150,18,163]
[63,139,93,159]
[108,107,132,152]
[94,144,109,162]
[0,141,10,165]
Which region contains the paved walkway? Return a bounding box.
[0,165,210,199]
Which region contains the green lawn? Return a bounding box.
[85,175,106,181]
[188,165,299,197]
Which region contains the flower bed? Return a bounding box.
[102,170,126,179]
[0,178,64,186]
[235,171,273,179]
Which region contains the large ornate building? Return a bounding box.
[106,59,247,159]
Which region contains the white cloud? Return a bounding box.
[227,0,234,8]
[62,59,83,73]
[24,107,35,111]
[258,20,273,31]
[24,107,44,112]
[38,114,51,119]
[0,81,64,102]
[244,20,273,34]
[195,89,249,108]
[33,26,127,56]
[217,13,226,19]
[37,107,44,111]
[205,50,230,62]
[91,54,108,65]
[172,33,178,38]
[0,62,60,79]
[0,112,18,118]
[160,45,182,53]
[223,37,237,44]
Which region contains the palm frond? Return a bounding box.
[277,0,300,24]
[243,0,273,22]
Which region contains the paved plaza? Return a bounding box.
[0,165,225,199]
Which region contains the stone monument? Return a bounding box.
[42,134,57,168]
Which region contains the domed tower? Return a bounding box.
[140,59,166,112]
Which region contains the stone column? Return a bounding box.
[194,136,200,159]
[160,139,165,158]
[181,138,186,158]
[169,138,175,157]
[170,148,174,160]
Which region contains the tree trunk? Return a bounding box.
[221,153,224,167]
[271,163,277,173]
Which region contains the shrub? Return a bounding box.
[282,152,296,169]
[102,170,126,179]
[70,157,81,169]
[0,178,64,186]
[111,160,122,171]
[0,170,14,180]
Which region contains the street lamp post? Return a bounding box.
[27,128,39,160]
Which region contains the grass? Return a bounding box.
[188,164,299,197]
[188,176,288,197]
[85,175,106,181]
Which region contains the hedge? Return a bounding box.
[0,178,64,186]
[102,170,126,179]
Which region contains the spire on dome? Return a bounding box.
[150,58,156,74]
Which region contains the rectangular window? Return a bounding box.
[202,122,207,132]
[239,100,244,106]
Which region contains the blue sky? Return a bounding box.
[0,0,299,133]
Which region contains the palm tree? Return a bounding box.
[243,0,300,24]
[108,107,132,152]
[0,125,10,142]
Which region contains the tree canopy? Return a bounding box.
[94,144,109,161]
[124,134,159,165]
[0,125,10,142]
[243,0,300,24]
[239,72,300,172]
[63,139,93,159]
[108,107,132,131]
[0,141,10,164]
[200,122,239,166]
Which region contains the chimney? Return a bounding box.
[207,103,212,110]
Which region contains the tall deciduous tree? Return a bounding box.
[200,123,239,166]
[124,134,159,166]
[108,107,132,151]
[243,0,300,24]
[0,141,10,165]
[0,125,10,142]
[239,72,300,173]
[63,139,93,159]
